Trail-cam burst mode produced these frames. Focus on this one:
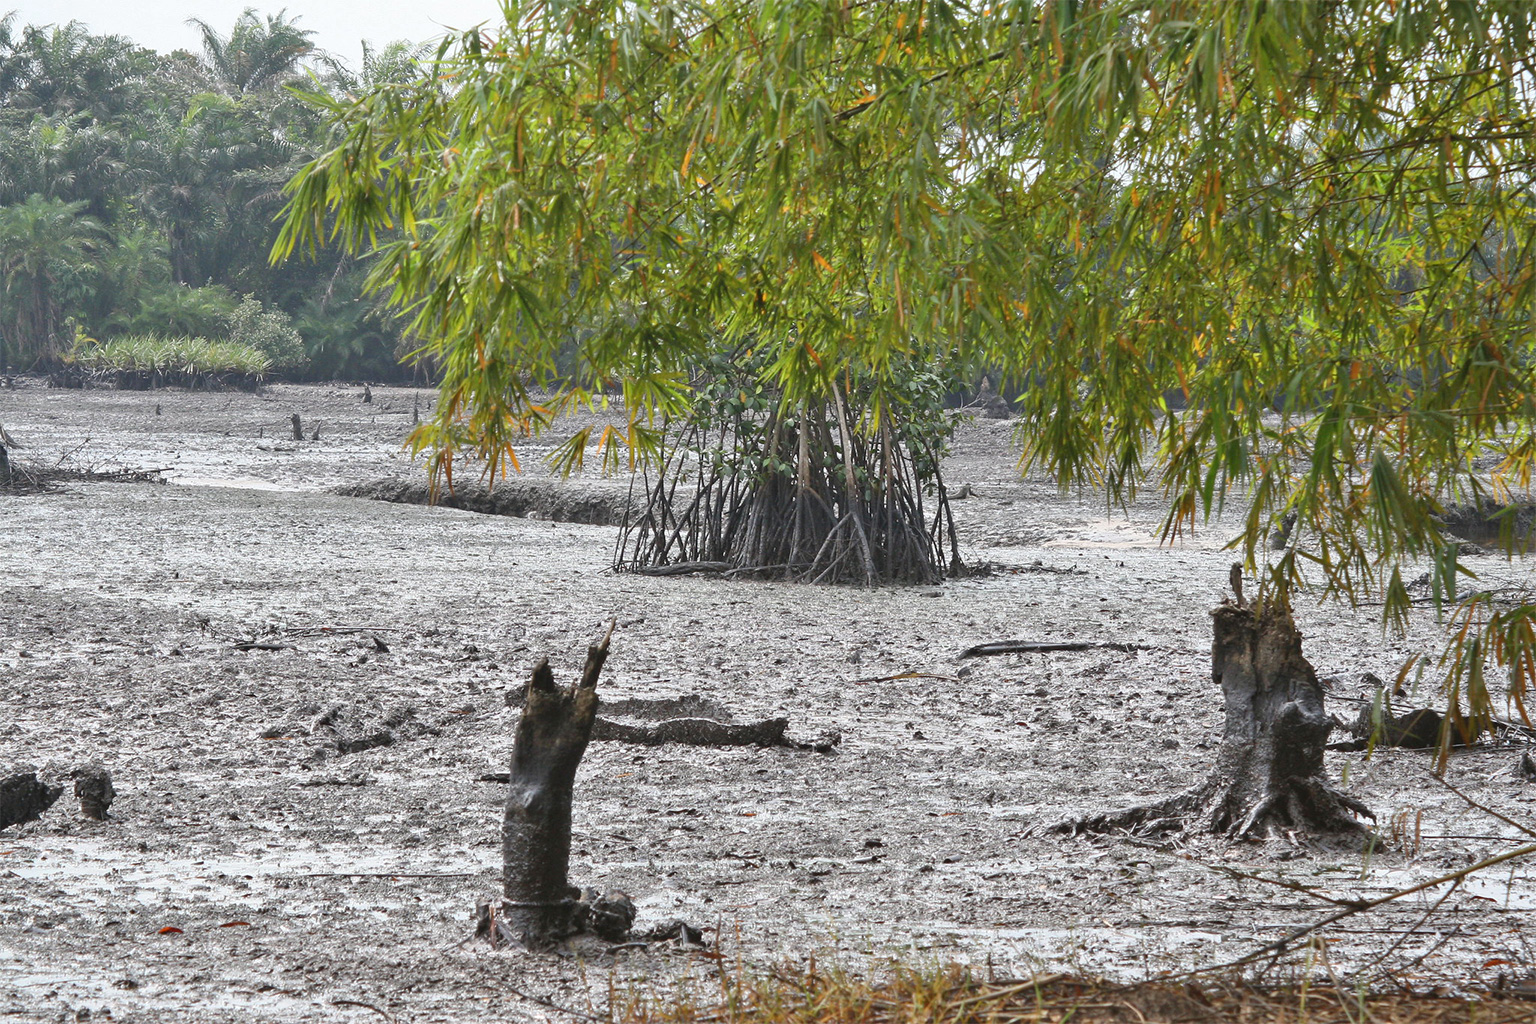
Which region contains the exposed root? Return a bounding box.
[1056,598,1374,845]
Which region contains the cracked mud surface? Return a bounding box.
[2,379,1535,1022]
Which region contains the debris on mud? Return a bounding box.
[307,703,443,755]
[335,477,628,526]
[504,690,840,752]
[592,715,839,752]
[1440,498,1536,554]
[72,767,114,820]
[1330,706,1449,751]
[960,639,1151,658]
[0,772,63,831]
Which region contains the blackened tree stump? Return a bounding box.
[1,773,62,831]
[1062,603,1373,841]
[497,622,634,949]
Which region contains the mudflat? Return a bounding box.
[2,380,1532,1022]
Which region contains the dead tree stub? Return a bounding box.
[1203,604,1371,836]
[498,624,634,949]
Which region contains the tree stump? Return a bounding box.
[497,623,634,949]
[74,767,115,820]
[1,773,62,832]
[1062,603,1372,841]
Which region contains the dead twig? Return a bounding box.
[852,670,961,684]
[1168,841,1536,980]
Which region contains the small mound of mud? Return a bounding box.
[1440,499,1536,554]
[336,478,629,527]
[263,703,449,756]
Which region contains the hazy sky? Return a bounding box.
[7,1,508,68]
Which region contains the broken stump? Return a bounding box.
[1061,601,1372,841]
[74,767,114,820]
[498,622,635,949]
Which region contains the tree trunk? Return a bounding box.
[1062,603,1372,841]
[498,625,632,949]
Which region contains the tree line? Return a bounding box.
[0,9,427,379]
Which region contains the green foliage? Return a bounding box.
[121,282,238,339]
[0,193,104,365]
[291,262,413,379]
[281,0,1536,703]
[187,9,315,96]
[225,293,305,368]
[0,12,416,379]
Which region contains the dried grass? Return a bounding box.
[612,963,1536,1024]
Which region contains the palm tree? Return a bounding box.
[187,9,316,96]
[0,194,104,365]
[315,39,433,98]
[0,21,154,121]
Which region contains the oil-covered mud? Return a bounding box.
[2,379,1535,1022]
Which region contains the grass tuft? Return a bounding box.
[70,335,272,377]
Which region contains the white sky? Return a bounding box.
[7,1,508,69]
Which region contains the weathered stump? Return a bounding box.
[74,767,115,820]
[497,623,634,949]
[1063,603,1372,841]
[1,773,62,831]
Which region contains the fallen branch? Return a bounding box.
[853,671,960,684]
[592,715,789,747]
[960,640,1151,658]
[1173,841,1536,979]
[476,715,839,773]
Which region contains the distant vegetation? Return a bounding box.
[0,10,428,380]
[53,334,271,390]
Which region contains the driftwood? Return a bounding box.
[478,714,838,783]
[1060,601,1372,841]
[1329,707,1447,751]
[1,773,62,831]
[960,640,1150,658]
[495,623,636,950]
